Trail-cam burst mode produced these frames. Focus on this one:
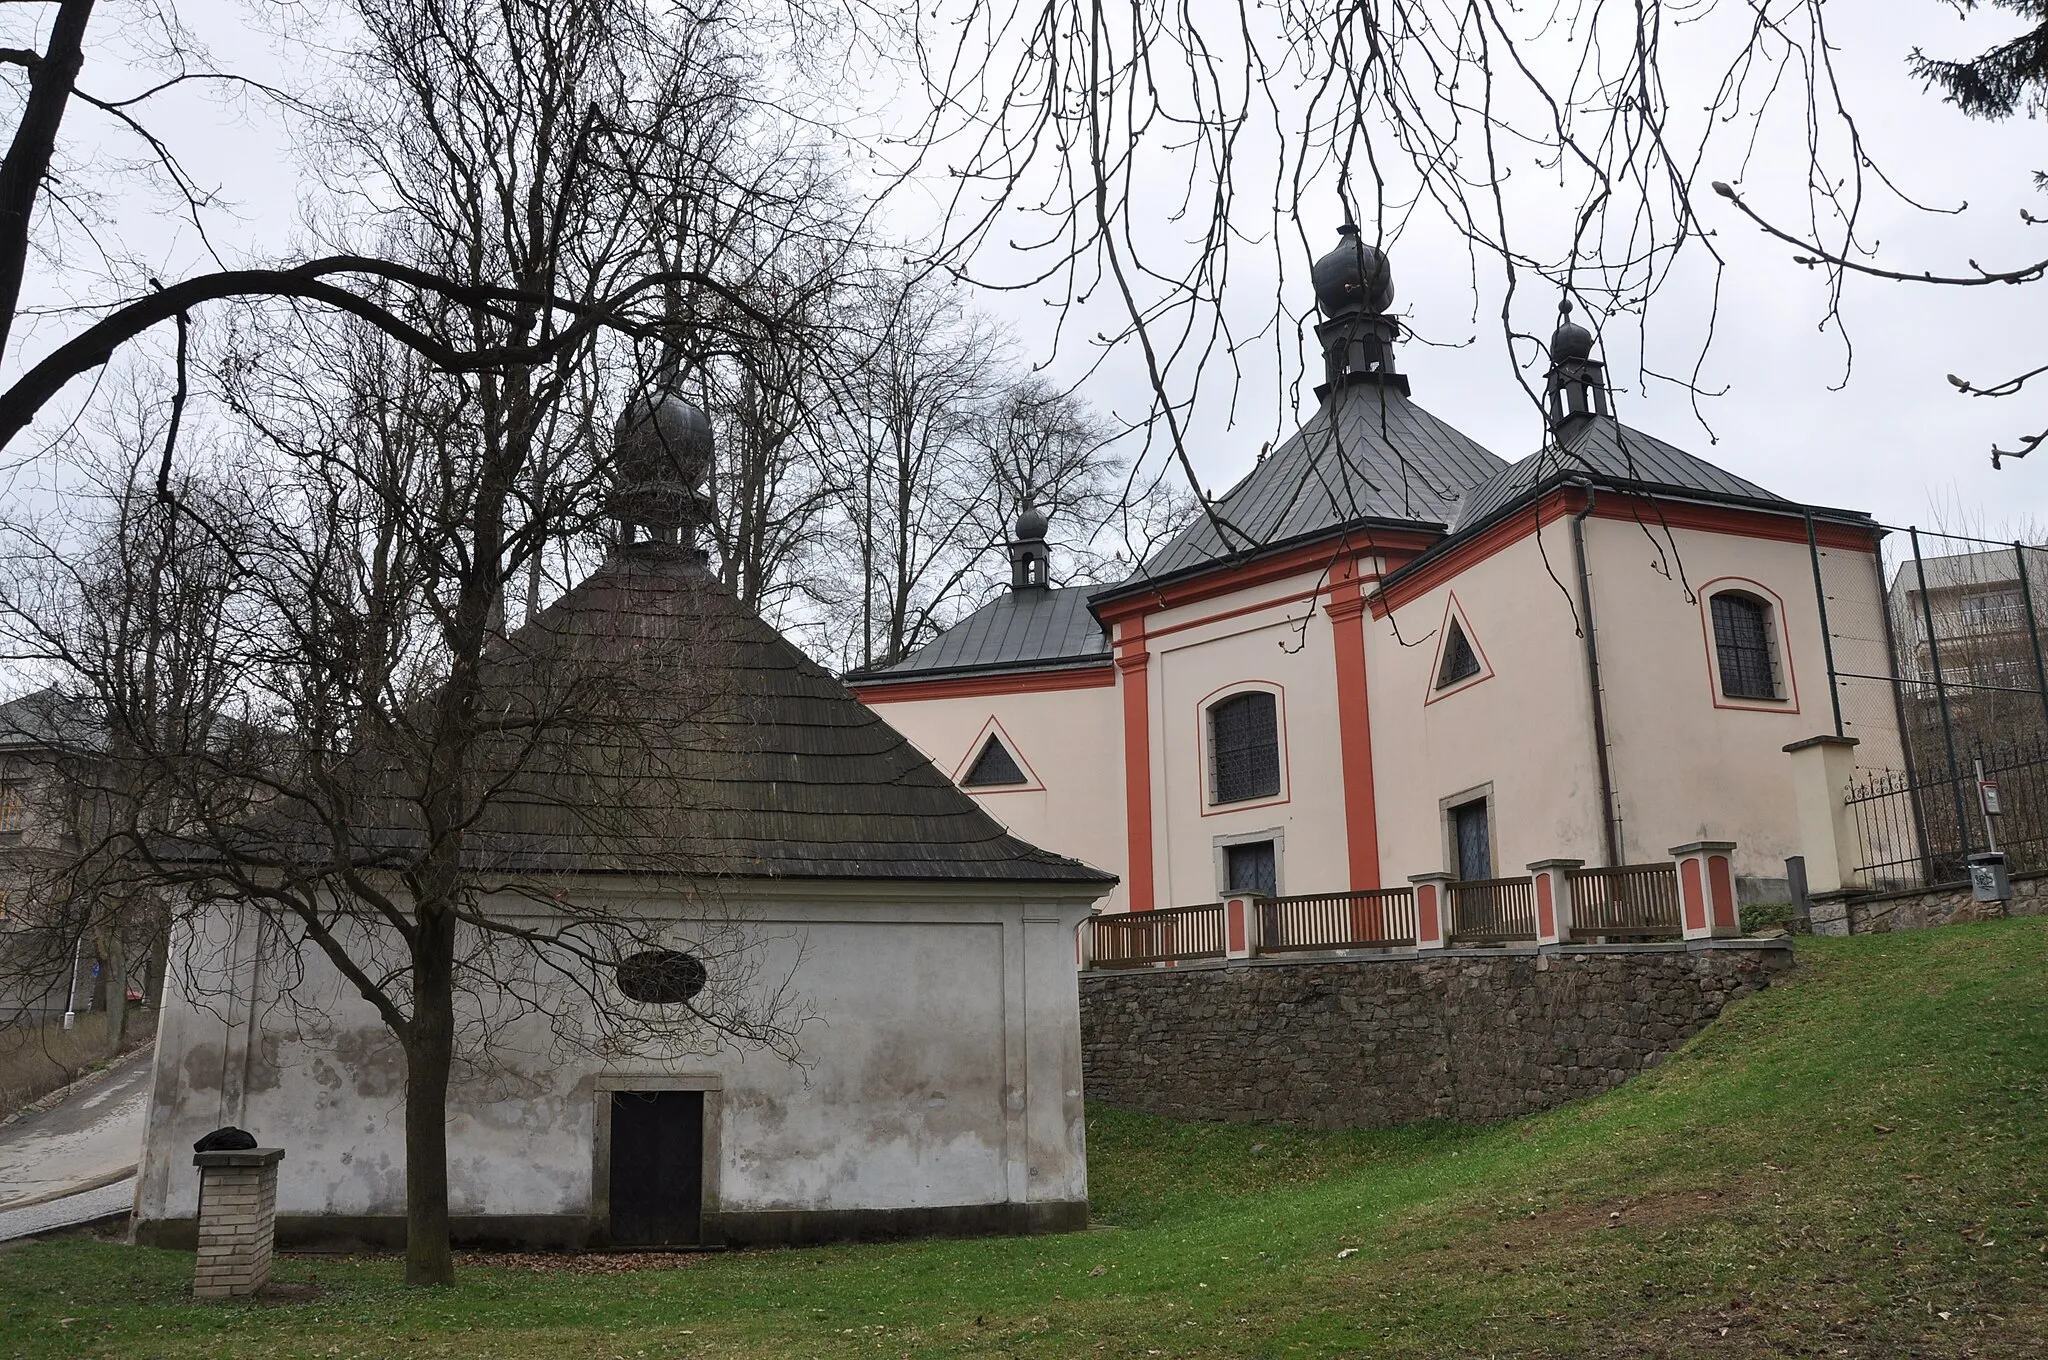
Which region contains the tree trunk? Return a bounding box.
[0,0,97,365]
[403,902,457,1286]
[102,926,127,1055]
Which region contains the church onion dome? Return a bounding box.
[1549,302,1595,362]
[1015,505,1049,542]
[1311,223,1395,319]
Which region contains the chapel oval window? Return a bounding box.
[615,950,708,1005]
[1208,690,1281,804]
[1710,591,1779,700]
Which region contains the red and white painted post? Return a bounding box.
[1670,841,1740,940]
[1222,892,1265,960]
[1527,859,1584,946]
[1408,872,1454,950]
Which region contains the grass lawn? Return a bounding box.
[3,920,2046,1357]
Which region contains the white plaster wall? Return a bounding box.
[1144,573,1350,909]
[858,685,1127,914]
[1367,515,1899,885]
[133,882,1100,1232]
[1587,520,1895,879]
[1370,532,1603,881]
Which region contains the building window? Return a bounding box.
[615,950,708,1005]
[961,735,1027,787]
[1225,840,1277,896]
[0,784,23,833]
[1436,619,1481,689]
[1208,691,1280,804]
[1710,592,1779,700]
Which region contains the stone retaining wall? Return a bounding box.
[1078,941,1792,1128]
[1814,873,2048,936]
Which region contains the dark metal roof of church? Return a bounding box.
[207,544,1114,885]
[1446,414,1796,534]
[846,586,1108,684]
[1103,380,1507,591]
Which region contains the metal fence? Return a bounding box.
[1814,525,2048,891]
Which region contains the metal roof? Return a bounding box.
[1124,379,1507,583]
[1449,415,1790,534]
[849,585,1109,683]
[0,688,104,753]
[203,544,1116,885]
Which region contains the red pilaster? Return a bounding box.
[1116,621,1156,912]
[1325,558,1382,892]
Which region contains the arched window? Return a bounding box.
[1711,592,1779,700]
[1208,691,1280,804]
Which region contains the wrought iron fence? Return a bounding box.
[1257,888,1417,953]
[1846,733,2048,891]
[1566,862,1681,940]
[1447,876,1536,944]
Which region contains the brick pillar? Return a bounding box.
[1783,735,1865,894]
[1527,859,1584,946]
[1671,841,1740,941]
[192,1148,285,1299]
[1409,872,1453,949]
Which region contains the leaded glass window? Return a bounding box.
[1711,593,1778,700]
[962,735,1027,786]
[1436,620,1481,688]
[1209,691,1280,804]
[1225,840,1277,896]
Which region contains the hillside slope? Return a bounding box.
[2,920,2044,1357]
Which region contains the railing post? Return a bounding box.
[1221,892,1264,959]
[1527,859,1584,946]
[1670,841,1740,940]
[1409,872,1454,949]
[1782,735,1865,894]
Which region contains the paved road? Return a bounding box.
[0,1046,151,1213]
[0,1175,134,1242]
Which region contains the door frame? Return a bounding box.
[591,1073,724,1248]
[1438,782,1496,880]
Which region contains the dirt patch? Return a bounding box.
[455,1250,703,1274]
[1500,1187,1742,1242]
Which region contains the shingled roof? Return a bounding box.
[846,586,1109,684]
[1105,381,1506,591]
[222,544,1115,886]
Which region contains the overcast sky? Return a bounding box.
[6,0,2045,550]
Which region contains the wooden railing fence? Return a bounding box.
[1088,901,1224,967]
[1257,887,1417,953]
[1447,876,1537,944]
[1566,862,1682,941]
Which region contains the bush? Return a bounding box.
[1741,899,1797,934]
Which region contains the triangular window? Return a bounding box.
[1436,619,1481,689]
[962,735,1027,787]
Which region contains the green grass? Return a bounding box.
[5,920,2047,1357]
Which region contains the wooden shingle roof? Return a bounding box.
[241,544,1116,886]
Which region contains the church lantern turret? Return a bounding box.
[1544,301,1610,432]
[1311,224,1405,398]
[1009,503,1050,591]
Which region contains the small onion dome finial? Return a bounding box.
[1015,504,1049,542]
[1311,223,1395,319]
[1550,298,1595,363]
[610,373,714,531]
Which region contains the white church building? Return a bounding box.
[849,227,1901,927]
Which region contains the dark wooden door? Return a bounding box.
[1453,799,1492,881]
[608,1090,703,1247]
